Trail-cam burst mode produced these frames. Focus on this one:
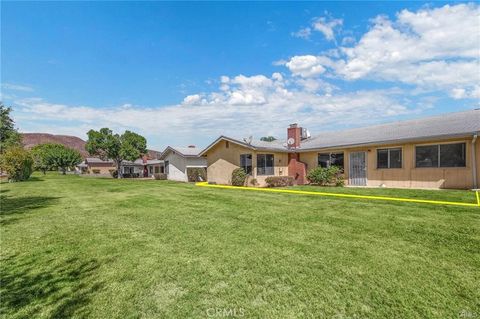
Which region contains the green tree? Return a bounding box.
[31,143,56,174]
[0,103,22,153]
[51,144,82,174]
[260,136,277,142]
[31,143,82,175]
[85,128,147,178]
[0,147,33,182]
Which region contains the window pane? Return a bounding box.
[440,143,466,167]
[257,154,265,175]
[377,149,389,169]
[265,154,274,175]
[240,154,252,174]
[318,153,330,168]
[389,148,402,168]
[257,154,274,175]
[331,153,344,170]
[416,145,438,167]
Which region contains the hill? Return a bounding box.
[21,133,161,159]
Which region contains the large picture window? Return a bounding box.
[377,148,402,169]
[240,154,252,174]
[318,153,344,170]
[257,154,274,175]
[416,143,466,168]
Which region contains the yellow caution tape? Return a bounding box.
[195,182,480,208]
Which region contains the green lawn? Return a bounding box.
[1,174,479,318]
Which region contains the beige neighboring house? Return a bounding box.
[160,146,207,182]
[199,109,480,189]
[78,157,164,178]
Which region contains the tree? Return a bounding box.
[31,143,82,175]
[260,136,277,142]
[0,147,33,182]
[85,128,147,178]
[0,103,22,153]
[31,143,55,174]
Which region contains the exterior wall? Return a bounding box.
[185,156,208,168]
[205,140,288,186]
[164,152,188,182]
[299,137,478,189]
[86,163,115,175]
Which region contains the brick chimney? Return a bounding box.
[287,123,302,148]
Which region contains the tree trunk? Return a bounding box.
[117,161,122,179]
[62,168,66,175]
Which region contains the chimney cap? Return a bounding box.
[289,123,298,128]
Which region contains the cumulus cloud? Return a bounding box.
[292,14,343,41]
[312,16,343,41]
[284,3,480,98]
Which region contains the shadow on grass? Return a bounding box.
[0,194,60,226]
[0,255,103,318]
[0,195,59,216]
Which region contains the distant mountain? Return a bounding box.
[21,133,161,159]
[22,133,89,157]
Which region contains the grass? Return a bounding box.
[1,173,479,318]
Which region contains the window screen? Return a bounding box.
[257,154,274,175]
[240,154,252,174]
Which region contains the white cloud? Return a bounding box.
[312,16,343,41]
[2,83,34,92]
[285,55,326,77]
[291,27,311,39]
[13,74,418,150]
[292,15,343,41]
[183,94,202,105]
[283,3,480,98]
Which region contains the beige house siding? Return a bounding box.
[298,137,477,189]
[205,140,288,186]
[87,163,115,175]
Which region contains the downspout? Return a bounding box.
[472,133,478,189]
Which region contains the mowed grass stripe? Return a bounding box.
[196,182,480,208]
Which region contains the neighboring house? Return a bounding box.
[199,109,480,189]
[160,146,207,182]
[78,156,164,178]
[79,157,115,175]
[121,158,164,177]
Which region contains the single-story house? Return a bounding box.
[78,156,164,178]
[160,146,207,182]
[199,109,480,189]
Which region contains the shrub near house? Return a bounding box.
[306,166,344,187]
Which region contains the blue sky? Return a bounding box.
[1,1,479,151]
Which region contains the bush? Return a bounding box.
[306,166,344,186]
[153,173,167,180]
[109,169,118,178]
[250,178,258,186]
[265,176,295,187]
[92,169,101,174]
[0,147,34,182]
[187,167,206,182]
[231,168,247,186]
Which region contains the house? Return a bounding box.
[78,156,164,178]
[160,146,207,182]
[121,157,164,178]
[199,109,480,189]
[79,157,115,175]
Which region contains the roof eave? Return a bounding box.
[296,132,477,152]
